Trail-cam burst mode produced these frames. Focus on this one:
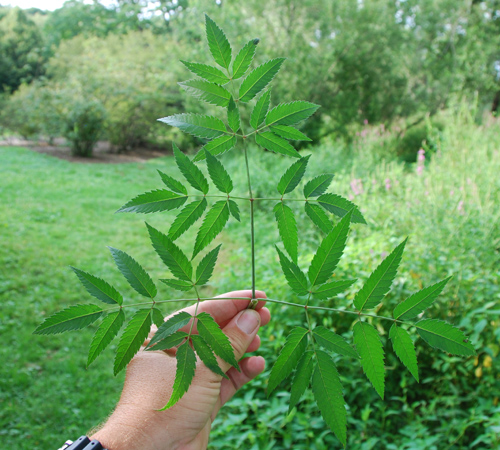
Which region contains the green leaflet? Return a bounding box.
[389,324,419,382]
[312,349,346,446]
[147,311,192,349]
[416,319,475,356]
[313,326,358,358]
[159,341,197,410]
[193,135,237,161]
[250,90,271,129]
[232,38,259,79]
[179,79,231,107]
[160,279,193,292]
[87,310,125,367]
[239,58,285,102]
[169,199,207,241]
[205,151,233,193]
[157,170,188,195]
[275,246,309,296]
[173,143,209,194]
[197,312,239,370]
[393,277,452,320]
[146,223,193,282]
[227,97,240,132]
[266,101,320,127]
[353,321,385,399]
[317,193,366,224]
[191,334,228,378]
[273,202,298,263]
[270,125,311,141]
[205,15,232,70]
[304,202,333,234]
[33,304,103,335]
[114,308,151,375]
[71,267,123,306]
[158,113,227,139]
[193,200,230,258]
[195,244,221,286]
[353,238,407,312]
[228,199,241,221]
[145,331,187,352]
[312,279,357,300]
[109,247,157,298]
[289,350,313,413]
[152,308,164,328]
[308,210,352,287]
[255,131,300,158]
[277,156,310,195]
[116,189,187,214]
[304,174,334,198]
[180,60,230,85]
[267,327,309,395]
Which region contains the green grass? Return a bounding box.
[1,109,499,449]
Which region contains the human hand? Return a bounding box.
[91,290,270,450]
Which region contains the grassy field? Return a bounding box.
[1,110,499,449]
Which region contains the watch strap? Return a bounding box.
[59,436,107,450]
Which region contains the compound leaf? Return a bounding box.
[159,341,197,410]
[173,143,209,194]
[312,349,346,446]
[273,202,298,263]
[205,151,233,193]
[389,324,419,382]
[416,319,475,356]
[267,327,309,395]
[180,60,230,84]
[147,311,192,349]
[393,277,452,320]
[304,202,333,234]
[353,321,385,399]
[109,247,157,298]
[317,193,366,224]
[114,309,151,375]
[227,97,240,132]
[197,312,239,370]
[232,38,259,79]
[158,114,226,139]
[195,244,221,286]
[193,135,237,162]
[250,90,271,129]
[255,131,300,158]
[179,79,231,107]
[193,200,230,258]
[205,14,232,70]
[228,199,241,221]
[313,326,358,358]
[169,199,207,241]
[266,101,320,127]
[304,174,334,198]
[277,156,310,195]
[146,223,193,282]
[71,267,123,306]
[308,210,352,286]
[239,58,285,102]
[88,309,125,367]
[275,246,309,296]
[270,125,311,141]
[145,331,187,352]
[353,238,407,311]
[160,279,193,292]
[191,334,228,378]
[116,189,187,214]
[312,279,357,300]
[34,304,103,335]
[289,350,313,413]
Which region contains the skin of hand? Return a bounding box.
[91,290,270,450]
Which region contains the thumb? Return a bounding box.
[219,309,261,372]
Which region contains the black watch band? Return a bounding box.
[59,435,108,450]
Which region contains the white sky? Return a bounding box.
[1,0,116,11]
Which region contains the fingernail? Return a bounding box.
[236,310,260,334]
